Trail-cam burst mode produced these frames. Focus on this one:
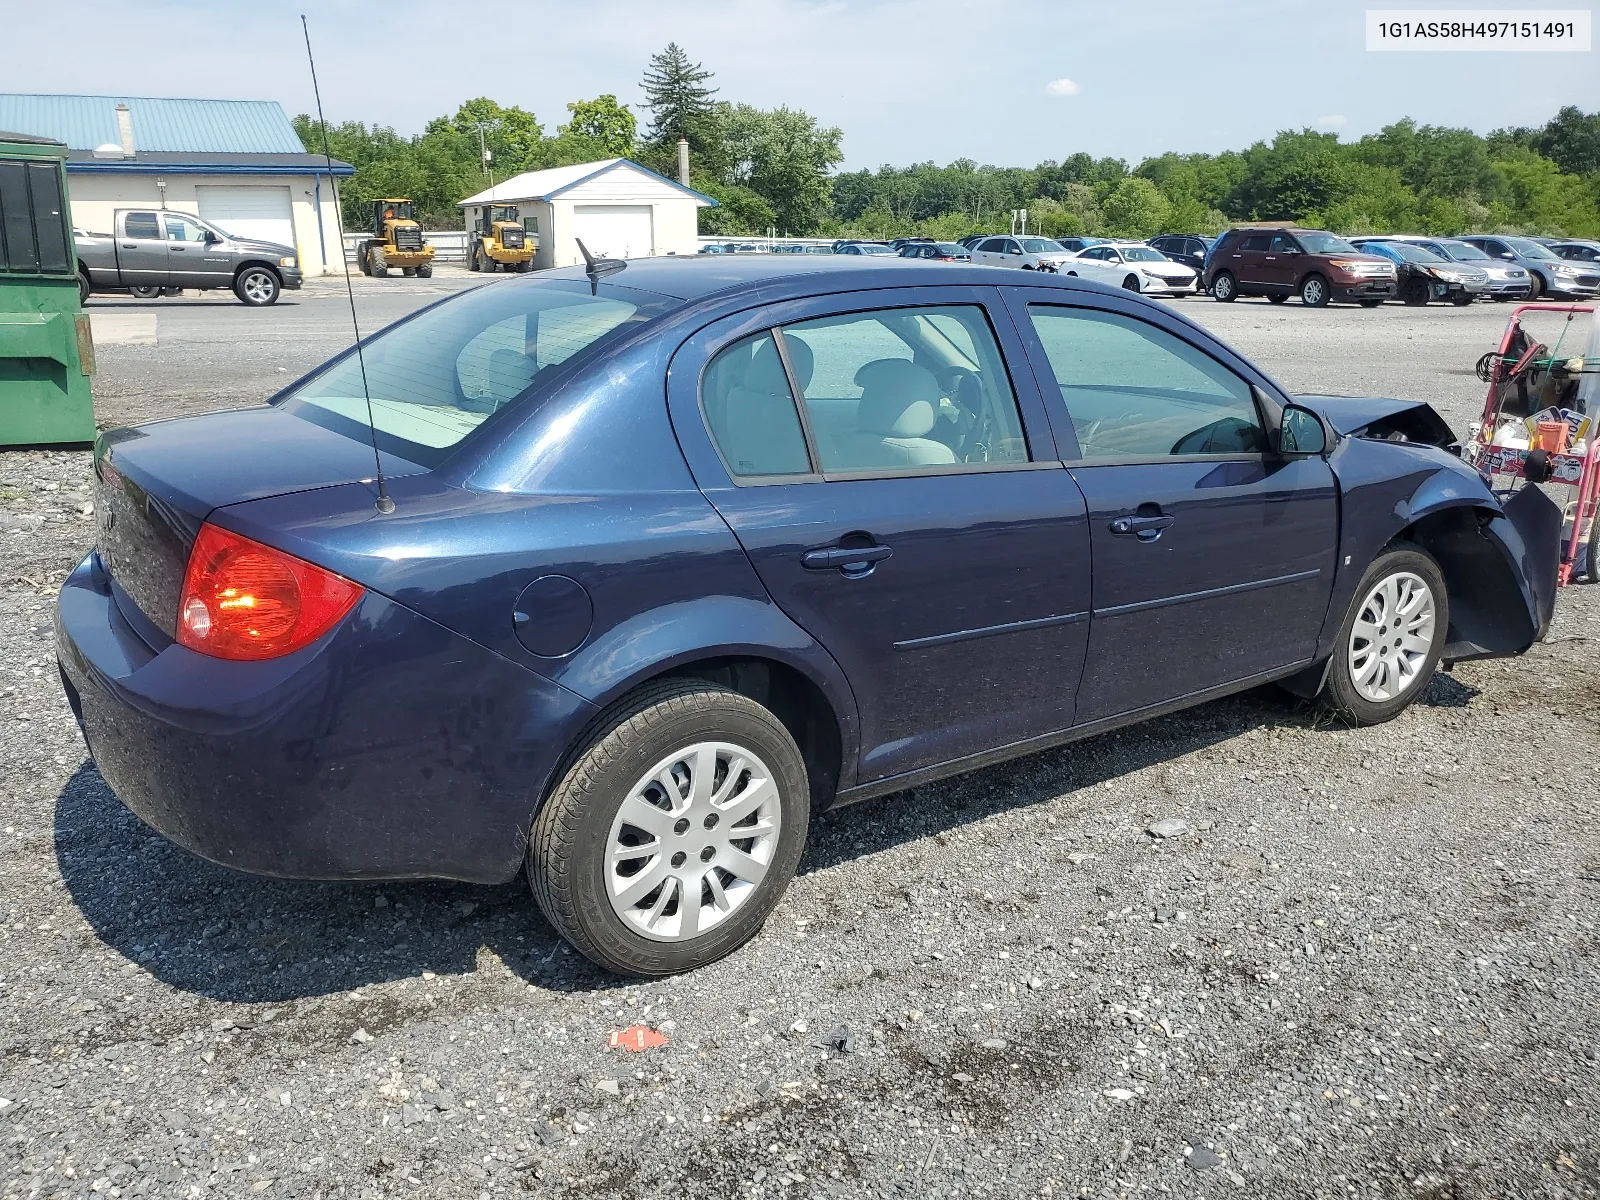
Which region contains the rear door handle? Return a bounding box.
[1109,514,1174,541]
[801,544,893,576]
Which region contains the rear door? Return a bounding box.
[668,285,1093,785]
[1004,290,1338,722]
[115,210,168,287]
[1228,232,1270,290]
[1260,232,1301,293]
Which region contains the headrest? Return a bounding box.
[855,358,940,438]
[747,334,813,393]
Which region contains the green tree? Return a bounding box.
[720,103,843,233]
[559,95,637,159]
[641,43,719,148]
[1100,178,1170,237]
[440,98,544,178]
[1532,106,1600,177]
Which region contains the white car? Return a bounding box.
[1060,241,1197,296]
[969,235,1076,271]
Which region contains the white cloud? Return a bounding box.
[1045,78,1081,97]
[1315,114,1349,129]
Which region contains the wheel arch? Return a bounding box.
[1394,505,1539,662]
[233,260,284,285]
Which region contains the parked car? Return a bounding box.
[957,234,997,250]
[1349,238,1487,305]
[1459,235,1600,300]
[1204,227,1397,307]
[1371,236,1531,301]
[889,238,935,251]
[834,242,897,256]
[899,241,971,262]
[1051,236,1110,254]
[1546,239,1600,266]
[1059,240,1196,296]
[75,209,302,306]
[968,235,1075,270]
[59,257,1559,977]
[1148,234,1214,277]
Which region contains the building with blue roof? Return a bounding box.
[0,94,354,277]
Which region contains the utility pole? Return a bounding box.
[474,123,494,186]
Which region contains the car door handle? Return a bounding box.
[801,544,893,576]
[122,243,136,249]
[1109,514,1174,541]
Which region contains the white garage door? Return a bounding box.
[572,205,654,260]
[196,185,295,248]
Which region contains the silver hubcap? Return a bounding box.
[243,272,273,302]
[1349,571,1435,703]
[1216,276,1231,298]
[1304,280,1323,304]
[606,741,782,942]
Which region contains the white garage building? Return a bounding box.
[0,94,352,277]
[459,159,716,270]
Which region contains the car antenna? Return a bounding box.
[575,238,625,294]
[301,14,394,515]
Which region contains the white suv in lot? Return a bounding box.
[1060,240,1197,296]
[968,236,1075,271]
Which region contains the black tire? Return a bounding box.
[468,246,481,272]
[1122,274,1140,292]
[1300,273,1331,307]
[417,263,432,278]
[1527,272,1544,301]
[1451,295,1475,306]
[1267,293,1289,305]
[129,285,161,299]
[1211,271,1237,302]
[370,247,388,278]
[1402,277,1430,306]
[1585,508,1600,585]
[233,266,280,306]
[1359,299,1384,307]
[528,680,810,977]
[516,260,532,273]
[78,272,91,306]
[1322,546,1449,725]
[359,248,372,276]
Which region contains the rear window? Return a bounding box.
[279,278,678,463]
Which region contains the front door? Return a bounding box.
[1008,294,1338,722]
[115,210,168,287]
[163,213,230,288]
[669,287,1093,785]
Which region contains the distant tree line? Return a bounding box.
[296,49,1600,240]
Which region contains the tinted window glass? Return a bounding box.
[1268,234,1297,253]
[1240,234,1270,252]
[977,238,1004,253]
[124,211,160,239]
[282,280,674,463]
[702,332,812,479]
[1026,305,1264,459]
[781,305,1029,474]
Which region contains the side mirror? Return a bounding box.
[204,229,221,244]
[1279,403,1328,456]
[1501,251,1515,260]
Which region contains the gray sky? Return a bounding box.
[15,0,1598,167]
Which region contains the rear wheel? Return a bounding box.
[417,262,432,278]
[528,680,810,977]
[1359,298,1384,307]
[128,285,161,299]
[1300,274,1331,307]
[1267,293,1288,305]
[516,260,532,273]
[233,267,280,306]
[1211,271,1237,302]
[359,247,373,276]
[401,266,416,277]
[1323,546,1448,724]
[468,246,482,272]
[78,272,91,305]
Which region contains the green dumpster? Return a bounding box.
[0,131,95,445]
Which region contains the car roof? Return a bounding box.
[525,255,1142,304]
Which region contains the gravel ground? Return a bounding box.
[2,283,1598,1200]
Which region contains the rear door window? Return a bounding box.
[1239,234,1270,252]
[123,211,161,240]
[1026,305,1264,459]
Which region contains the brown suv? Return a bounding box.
[1203,226,1397,307]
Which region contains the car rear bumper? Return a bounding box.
[56,551,596,884]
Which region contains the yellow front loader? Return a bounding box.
[466,204,534,273]
[359,199,434,278]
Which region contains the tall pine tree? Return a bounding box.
[640,43,719,149]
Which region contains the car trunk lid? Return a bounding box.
[95,406,426,639]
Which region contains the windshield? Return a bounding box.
[934,243,966,254]
[1120,246,1166,262]
[1502,236,1557,260]
[491,207,519,223]
[1020,239,1064,253]
[379,202,415,223]
[1436,240,1489,261]
[279,279,676,463]
[1379,241,1445,263]
[1296,231,1357,254]
[857,243,896,255]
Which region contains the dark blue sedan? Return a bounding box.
[57,256,1558,976]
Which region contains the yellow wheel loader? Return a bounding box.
[358,199,434,279]
[465,204,535,274]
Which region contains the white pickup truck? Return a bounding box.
[75,208,302,306]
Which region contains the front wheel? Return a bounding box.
[528,680,810,977]
[1300,274,1330,307]
[78,273,91,305]
[233,267,280,306]
[1359,298,1384,307]
[1526,272,1544,301]
[129,285,161,299]
[1267,293,1289,305]
[1211,271,1237,302]
[1122,275,1140,292]
[416,262,432,278]
[1451,294,1475,306]
[1323,546,1448,724]
[1402,277,1430,306]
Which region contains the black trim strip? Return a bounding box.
[1094,568,1321,620]
[894,609,1089,652]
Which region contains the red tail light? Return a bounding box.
[177,523,363,660]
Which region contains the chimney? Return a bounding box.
[677,137,690,187]
[115,103,136,157]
